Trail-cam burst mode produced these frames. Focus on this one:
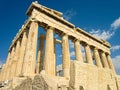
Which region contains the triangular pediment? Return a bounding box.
[26,1,63,17]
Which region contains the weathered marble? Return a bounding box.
[0,1,119,90]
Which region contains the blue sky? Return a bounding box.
[0,0,120,74]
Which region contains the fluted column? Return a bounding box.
[54,40,56,75]
[36,34,45,74]
[74,39,83,62]
[9,47,15,80]
[0,73,1,82]
[11,40,20,78]
[106,54,116,73]
[100,51,109,68]
[22,20,38,76]
[93,48,102,67]
[84,44,93,64]
[0,65,5,81]
[62,34,70,78]
[44,26,55,77]
[2,52,11,81]
[16,31,27,76]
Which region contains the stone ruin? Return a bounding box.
[0,1,120,90]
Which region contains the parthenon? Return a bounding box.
[0,1,120,90]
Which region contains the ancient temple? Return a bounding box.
[0,1,120,90]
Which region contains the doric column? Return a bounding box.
[93,48,102,67]
[16,31,27,76]
[9,47,15,80]
[74,39,83,62]
[100,51,109,68]
[54,39,56,75]
[11,40,21,78]
[36,34,45,74]
[2,52,11,81]
[22,20,38,76]
[0,65,5,81]
[0,72,1,82]
[44,26,55,77]
[106,54,116,73]
[84,44,93,64]
[62,34,70,79]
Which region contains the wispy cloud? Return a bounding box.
[58,55,62,58]
[63,9,76,21]
[111,45,120,52]
[112,55,120,74]
[54,34,59,38]
[70,51,75,57]
[89,17,120,40]
[111,17,120,30]
[89,29,114,40]
[69,40,74,48]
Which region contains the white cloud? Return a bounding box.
[111,17,120,30]
[89,29,114,40]
[111,45,120,52]
[58,55,62,58]
[69,40,74,48]
[54,34,59,38]
[112,55,120,74]
[70,51,75,57]
[89,17,120,40]
[63,9,76,21]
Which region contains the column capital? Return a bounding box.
[73,38,80,43]
[105,52,111,55]
[22,29,27,35]
[99,49,104,54]
[60,32,69,37]
[61,33,69,41]
[30,18,38,23]
[45,25,55,31]
[11,46,15,51]
[16,39,20,46]
[82,42,90,47]
[93,47,99,51]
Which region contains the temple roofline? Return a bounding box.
[26,1,111,48]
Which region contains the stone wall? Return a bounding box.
[70,61,118,90]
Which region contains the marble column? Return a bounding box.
[16,31,27,76]
[54,39,56,75]
[9,47,15,80]
[36,34,45,74]
[0,65,5,81]
[11,40,20,78]
[106,54,116,72]
[84,44,93,64]
[44,26,55,77]
[22,21,38,76]
[0,72,1,82]
[100,51,109,68]
[93,48,102,67]
[62,34,70,79]
[74,39,83,62]
[2,52,11,81]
